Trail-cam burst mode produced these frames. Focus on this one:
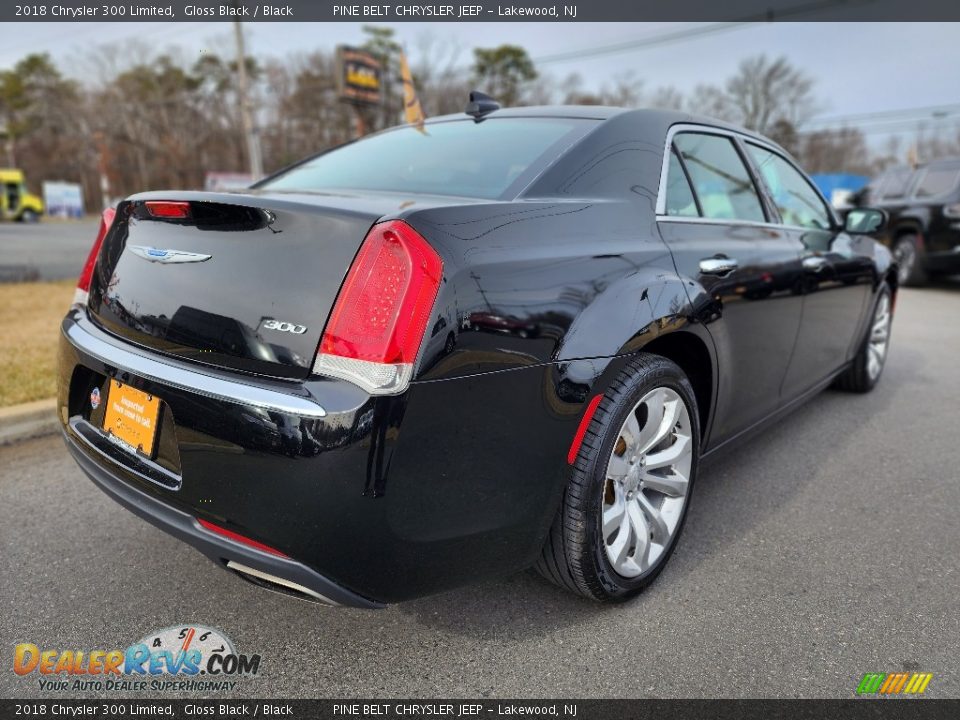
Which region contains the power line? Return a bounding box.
[531,0,877,65]
[799,118,960,137]
[804,104,960,128]
[532,23,752,65]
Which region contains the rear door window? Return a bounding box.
[664,149,700,217]
[673,133,766,222]
[746,144,832,230]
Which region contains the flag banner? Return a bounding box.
[400,51,427,131]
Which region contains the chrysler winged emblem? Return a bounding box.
[128,245,212,264]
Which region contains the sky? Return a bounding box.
[3,21,959,146]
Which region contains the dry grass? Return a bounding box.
[0,280,75,407]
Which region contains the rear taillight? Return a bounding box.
[313,220,443,395]
[73,207,116,306]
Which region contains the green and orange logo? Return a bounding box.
[856,672,933,696]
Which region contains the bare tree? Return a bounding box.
[798,127,872,174]
[410,33,472,116]
[724,55,817,135]
[686,84,736,122]
[647,86,685,111]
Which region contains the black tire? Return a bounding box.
[833,284,893,393]
[892,235,927,287]
[536,353,700,602]
[19,209,39,223]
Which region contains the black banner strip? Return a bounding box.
[2,699,960,720]
[4,0,960,23]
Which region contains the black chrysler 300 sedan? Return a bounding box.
[59,105,896,607]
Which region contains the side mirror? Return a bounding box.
[844,208,887,235]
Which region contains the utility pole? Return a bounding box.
[233,20,263,180]
[0,120,15,167]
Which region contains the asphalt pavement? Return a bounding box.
[1,284,959,699]
[0,219,99,282]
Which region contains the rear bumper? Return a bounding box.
[59,308,387,606]
[63,420,383,608]
[57,309,587,604]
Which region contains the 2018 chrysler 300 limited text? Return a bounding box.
[59,101,896,606]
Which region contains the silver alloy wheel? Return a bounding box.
[601,387,693,578]
[894,240,916,285]
[867,293,891,381]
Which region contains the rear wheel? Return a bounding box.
[833,285,892,393]
[536,354,699,602]
[892,235,927,286]
[19,209,39,223]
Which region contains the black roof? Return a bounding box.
[424,105,780,150]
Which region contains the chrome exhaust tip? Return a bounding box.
[226,560,339,606]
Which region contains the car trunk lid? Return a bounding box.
[87,191,396,379]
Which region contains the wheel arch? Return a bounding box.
[891,217,924,242]
[638,330,714,440]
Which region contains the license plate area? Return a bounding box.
[102,379,161,457]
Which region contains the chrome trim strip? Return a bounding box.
[655,215,780,229]
[226,561,339,606]
[654,215,828,235]
[65,320,326,418]
[70,417,182,491]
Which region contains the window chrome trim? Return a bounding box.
[65,318,327,418]
[655,122,840,232]
[656,215,833,235]
[657,215,779,229]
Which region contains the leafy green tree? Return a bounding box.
[471,45,537,107]
[0,53,79,165]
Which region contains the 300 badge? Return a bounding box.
[136,625,260,676]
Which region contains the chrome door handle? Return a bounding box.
[803,256,829,272]
[699,257,739,276]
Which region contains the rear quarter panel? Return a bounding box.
[359,113,720,595]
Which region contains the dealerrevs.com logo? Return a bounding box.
[13,625,261,693]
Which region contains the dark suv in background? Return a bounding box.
[857,158,960,285]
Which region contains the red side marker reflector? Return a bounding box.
[197,518,289,558]
[567,394,604,465]
[145,201,190,219]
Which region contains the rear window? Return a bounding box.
[261,118,590,200]
[914,165,960,198]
